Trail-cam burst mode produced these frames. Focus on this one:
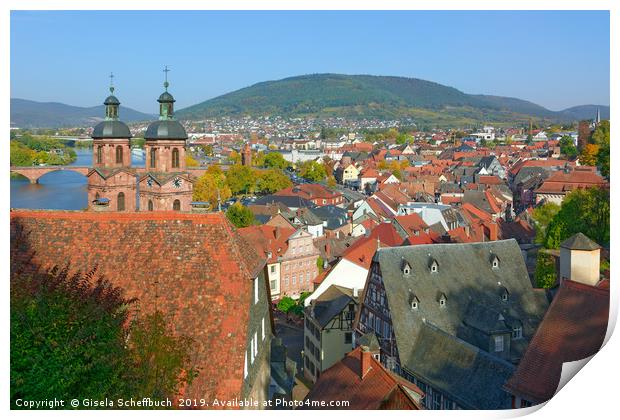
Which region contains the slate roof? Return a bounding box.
[10,210,265,402]
[504,280,609,404]
[311,205,349,230]
[144,120,188,140]
[306,286,355,328]
[560,232,601,251]
[373,240,549,407]
[405,320,515,410]
[92,120,132,139]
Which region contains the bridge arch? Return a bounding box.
[10,166,90,184]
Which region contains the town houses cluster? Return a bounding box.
[10,83,610,410]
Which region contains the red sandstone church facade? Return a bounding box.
[87,78,193,212]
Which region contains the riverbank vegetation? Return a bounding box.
[10,133,77,166]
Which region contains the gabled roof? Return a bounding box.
[304,346,423,410]
[504,280,609,404]
[367,223,405,247]
[342,236,385,270]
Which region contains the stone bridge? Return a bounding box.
[10,165,231,184]
[10,166,91,184]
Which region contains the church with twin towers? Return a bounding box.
[88,68,194,212]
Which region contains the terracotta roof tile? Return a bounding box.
[504,280,609,403]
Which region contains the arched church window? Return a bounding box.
[148,200,154,211]
[173,199,181,211]
[150,148,156,168]
[117,192,125,211]
[116,146,123,164]
[97,145,103,164]
[172,148,180,168]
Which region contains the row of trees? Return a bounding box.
[11,262,196,407]
[577,120,610,178]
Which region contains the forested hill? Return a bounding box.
[177,73,609,125]
[11,98,155,128]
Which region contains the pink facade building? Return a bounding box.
[279,230,320,298]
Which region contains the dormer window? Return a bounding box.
[491,254,500,269]
[430,259,439,273]
[500,287,509,302]
[438,292,447,307]
[402,260,412,276]
[409,291,419,310]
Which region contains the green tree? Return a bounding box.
[193,171,231,209]
[591,120,610,146]
[544,187,610,248]
[559,135,577,159]
[263,152,289,170]
[10,262,196,408]
[256,169,292,194]
[225,202,256,228]
[532,202,561,244]
[226,165,255,195]
[299,161,327,182]
[125,312,197,400]
[593,121,610,179]
[10,141,34,166]
[534,252,557,289]
[276,297,296,313]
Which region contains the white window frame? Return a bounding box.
[494,335,504,352]
[262,318,265,340]
[244,351,248,378]
[254,332,258,357]
[254,277,259,304]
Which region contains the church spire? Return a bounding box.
[158,65,175,121]
[104,72,120,121]
[596,107,601,124]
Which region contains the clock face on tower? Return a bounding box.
[173,177,182,189]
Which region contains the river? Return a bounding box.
[10,148,145,210]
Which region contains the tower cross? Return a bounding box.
[109,72,114,93]
[163,65,170,90]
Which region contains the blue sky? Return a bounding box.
[11,10,610,113]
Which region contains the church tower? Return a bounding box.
[139,67,193,212]
[88,74,136,212]
[242,142,252,166]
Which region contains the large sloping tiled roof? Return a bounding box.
[10,210,264,402]
[304,346,423,409]
[504,280,609,404]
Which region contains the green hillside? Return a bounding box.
[177,73,608,125]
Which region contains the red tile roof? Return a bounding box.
[239,225,295,263]
[534,169,607,195]
[304,346,423,409]
[275,183,341,200]
[368,223,405,247]
[10,210,264,403]
[342,236,385,270]
[504,280,609,404]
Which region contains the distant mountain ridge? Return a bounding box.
[10,98,155,128]
[12,74,609,128]
[177,73,609,126]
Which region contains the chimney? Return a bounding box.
[360,346,372,379]
[325,242,331,257]
[464,224,470,238]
